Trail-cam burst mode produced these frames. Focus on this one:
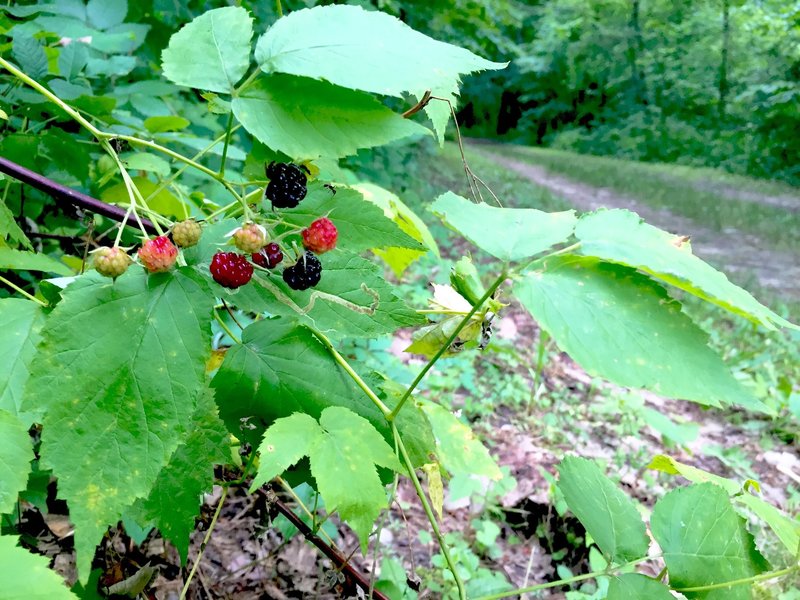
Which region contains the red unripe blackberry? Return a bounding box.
[210,252,253,289]
[252,243,283,269]
[301,217,338,254]
[282,252,322,291]
[138,236,178,273]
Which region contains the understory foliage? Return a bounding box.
[0,2,798,599]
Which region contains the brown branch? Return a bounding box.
[0,156,158,234]
[258,489,392,600]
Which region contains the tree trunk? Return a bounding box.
[719,0,730,118]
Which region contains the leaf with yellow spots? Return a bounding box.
[22,268,215,583]
[421,462,444,522]
[514,256,768,413]
[250,406,402,549]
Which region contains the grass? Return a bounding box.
[474,142,800,253]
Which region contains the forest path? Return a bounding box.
[474,146,800,303]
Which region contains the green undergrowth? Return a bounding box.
[475,143,800,253]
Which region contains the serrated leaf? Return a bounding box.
[249,413,324,491]
[649,455,800,557]
[419,400,501,481]
[12,36,49,81]
[210,318,435,467]
[0,535,79,599]
[431,192,577,262]
[651,483,769,598]
[22,269,214,582]
[86,0,126,30]
[575,209,796,330]
[607,574,674,600]
[0,248,73,276]
[557,457,649,563]
[130,390,229,563]
[309,407,402,548]
[0,410,33,515]
[57,42,88,80]
[232,250,425,340]
[514,256,767,412]
[232,75,429,160]
[0,299,44,418]
[280,184,424,253]
[161,6,253,93]
[255,5,506,98]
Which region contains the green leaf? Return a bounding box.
[651,483,769,598]
[279,184,424,253]
[514,257,767,412]
[249,413,324,491]
[0,248,73,275]
[101,176,185,219]
[431,192,576,262]
[122,152,171,177]
[575,209,795,330]
[557,457,649,563]
[232,75,429,159]
[232,250,425,340]
[419,400,501,481]
[22,269,214,582]
[649,455,800,557]
[0,199,31,249]
[143,115,191,133]
[255,5,506,98]
[309,407,402,547]
[12,36,49,81]
[129,389,228,562]
[0,535,79,599]
[161,6,253,93]
[607,574,674,600]
[57,42,88,80]
[0,299,44,418]
[210,318,435,467]
[0,410,33,515]
[354,182,439,277]
[86,0,126,30]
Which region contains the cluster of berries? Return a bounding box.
[93,163,337,294]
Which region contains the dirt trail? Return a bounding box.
[476,149,800,303]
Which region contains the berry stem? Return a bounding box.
[214,309,242,345]
[0,275,48,307]
[179,486,228,600]
[218,111,235,178]
[392,423,466,600]
[387,269,508,422]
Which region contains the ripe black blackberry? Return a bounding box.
[265,162,307,209]
[282,251,322,291]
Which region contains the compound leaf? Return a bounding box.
[0,535,78,599]
[232,75,428,159]
[211,318,434,467]
[22,269,214,582]
[0,299,44,418]
[161,6,253,93]
[431,192,576,262]
[0,410,33,515]
[255,5,506,98]
[309,407,402,548]
[651,483,769,599]
[557,457,649,563]
[514,257,766,413]
[575,209,795,330]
